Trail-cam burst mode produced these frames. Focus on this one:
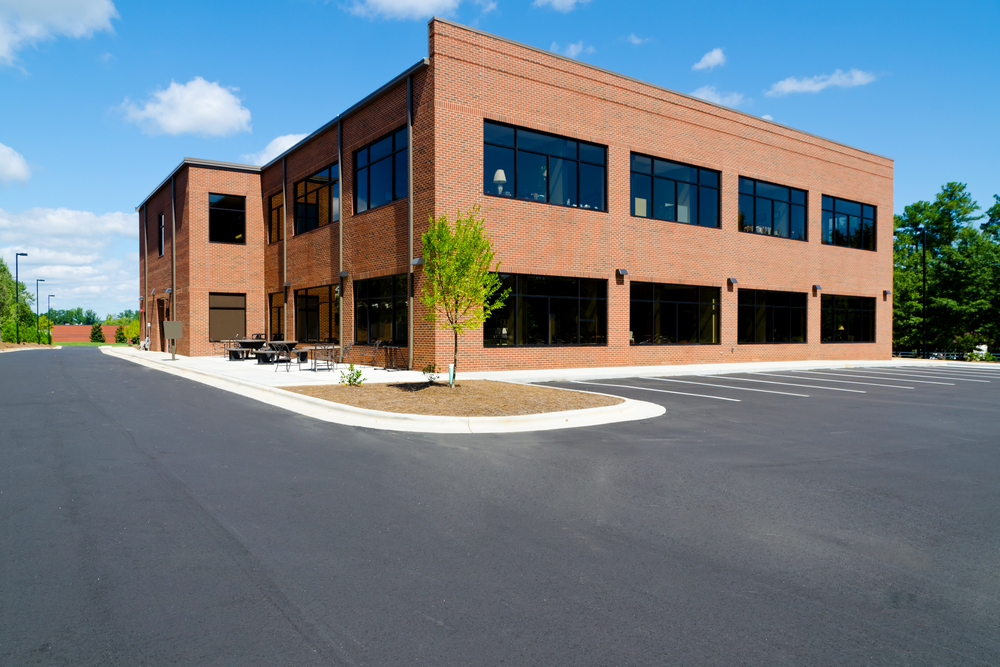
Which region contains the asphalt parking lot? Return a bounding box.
[3,350,999,665]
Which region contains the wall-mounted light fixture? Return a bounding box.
[616,268,628,276]
[411,258,424,266]
[138,296,144,301]
[338,271,349,279]
[813,285,822,292]
[727,278,738,286]
[284,281,292,287]
[884,290,892,297]
[165,288,172,294]
[150,288,155,295]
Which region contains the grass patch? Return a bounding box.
[283,380,623,417]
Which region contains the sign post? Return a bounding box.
[162,321,183,361]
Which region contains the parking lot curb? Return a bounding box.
[98,347,665,433]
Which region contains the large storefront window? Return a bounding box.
[354,274,407,345]
[208,293,246,341]
[821,295,875,342]
[630,283,720,344]
[737,289,807,343]
[484,274,607,346]
[295,285,339,343]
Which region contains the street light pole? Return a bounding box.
[48,295,55,343]
[921,226,928,359]
[36,279,45,344]
[14,252,27,344]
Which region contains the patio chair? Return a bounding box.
[356,340,381,368]
[313,346,336,371]
[272,343,293,372]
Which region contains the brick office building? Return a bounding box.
[136,18,893,369]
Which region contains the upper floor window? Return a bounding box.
[157,213,164,256]
[737,289,807,344]
[821,295,875,342]
[822,196,875,250]
[484,274,607,346]
[269,192,283,243]
[739,177,806,240]
[295,164,339,234]
[630,155,719,227]
[355,128,407,214]
[483,121,606,211]
[208,194,246,244]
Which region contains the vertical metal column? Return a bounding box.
[338,122,345,363]
[171,176,177,355]
[142,204,148,336]
[407,75,414,370]
[282,157,288,339]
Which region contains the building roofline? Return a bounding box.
[259,57,430,171]
[428,17,891,163]
[135,158,260,212]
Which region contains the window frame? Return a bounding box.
[629,153,721,228]
[353,274,408,346]
[737,289,809,344]
[483,273,608,347]
[269,292,284,340]
[483,120,608,213]
[208,193,247,245]
[294,284,340,344]
[821,294,876,343]
[821,195,877,251]
[157,213,165,257]
[738,176,808,241]
[353,127,408,216]
[293,164,340,236]
[629,282,721,345]
[208,292,247,342]
[268,192,284,244]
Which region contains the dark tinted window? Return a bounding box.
[354,275,407,345]
[209,194,245,244]
[484,120,606,211]
[631,153,720,227]
[737,289,808,343]
[294,165,339,235]
[738,177,807,241]
[354,127,408,214]
[269,192,283,243]
[630,282,720,345]
[296,284,340,344]
[821,294,875,342]
[822,195,876,251]
[484,274,607,346]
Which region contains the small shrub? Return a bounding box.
[422,363,439,383]
[339,363,364,386]
[966,351,996,362]
[114,325,126,343]
[89,323,106,343]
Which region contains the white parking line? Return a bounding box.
[751,373,913,389]
[640,376,809,397]
[862,368,991,382]
[571,380,740,402]
[796,370,954,385]
[697,375,865,393]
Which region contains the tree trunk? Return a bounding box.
[452,328,458,387]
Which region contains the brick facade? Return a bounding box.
[137,18,893,370]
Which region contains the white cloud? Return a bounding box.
[692,47,725,71]
[0,0,118,66]
[346,0,500,19]
[241,133,308,166]
[1,206,137,316]
[761,114,774,121]
[123,77,251,137]
[765,68,875,97]
[690,85,744,107]
[626,34,647,45]
[533,0,589,10]
[0,142,30,183]
[550,41,594,59]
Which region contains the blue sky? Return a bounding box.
[1,0,997,318]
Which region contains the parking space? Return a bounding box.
[546,362,997,412]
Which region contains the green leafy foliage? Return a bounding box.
[89,322,106,343]
[115,325,127,343]
[339,363,364,386]
[420,205,509,384]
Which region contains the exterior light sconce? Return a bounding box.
[138,296,144,301]
[727,278,738,286]
[616,269,628,276]
[284,281,292,287]
[411,258,424,266]
[884,290,892,297]
[150,288,155,295]
[813,285,822,291]
[338,271,349,279]
[493,169,507,195]
[165,288,172,294]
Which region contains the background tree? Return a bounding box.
[420,205,510,385]
[89,322,106,343]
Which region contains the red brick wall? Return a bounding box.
[51,325,119,343]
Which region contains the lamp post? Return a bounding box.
[14,252,27,344]
[920,226,927,359]
[35,279,45,344]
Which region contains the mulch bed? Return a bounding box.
[0,342,51,350]
[283,380,623,417]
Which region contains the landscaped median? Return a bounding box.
[97,347,665,433]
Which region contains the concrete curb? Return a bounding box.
[0,345,61,353]
[99,347,665,434]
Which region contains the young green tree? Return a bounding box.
[420,205,510,385]
[89,322,106,343]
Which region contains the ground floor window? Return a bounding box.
[269,293,284,340]
[630,283,720,344]
[821,295,875,342]
[355,274,407,345]
[484,274,607,346]
[209,293,246,341]
[738,289,807,343]
[296,285,339,343]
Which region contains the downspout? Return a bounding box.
[407,75,414,370]
[170,176,177,322]
[282,157,288,339]
[142,204,148,337]
[338,122,344,363]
